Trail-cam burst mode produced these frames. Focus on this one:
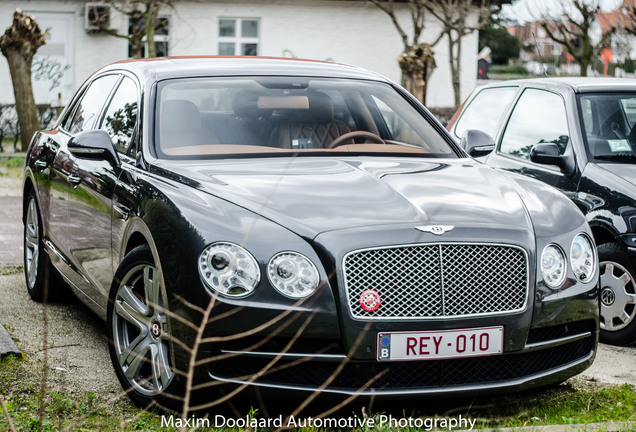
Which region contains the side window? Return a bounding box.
[453,87,517,139]
[65,75,119,134]
[500,89,569,160]
[101,76,139,155]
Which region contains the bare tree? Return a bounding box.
[369,0,495,106]
[398,43,436,104]
[423,0,496,107]
[540,0,615,77]
[368,0,438,103]
[0,9,46,151]
[621,2,636,36]
[88,0,173,58]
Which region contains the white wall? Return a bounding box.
[0,0,479,108]
[169,0,478,107]
[0,0,127,105]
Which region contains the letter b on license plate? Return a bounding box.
[378,326,503,361]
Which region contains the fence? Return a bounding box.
[0,104,59,151]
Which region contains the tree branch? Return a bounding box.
[368,0,410,49]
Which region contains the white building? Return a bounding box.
[0,0,483,108]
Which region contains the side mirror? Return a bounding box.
[530,143,575,175]
[68,130,120,167]
[460,130,495,158]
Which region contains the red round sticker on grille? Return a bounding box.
[360,289,381,312]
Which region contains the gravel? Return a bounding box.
[0,272,123,400]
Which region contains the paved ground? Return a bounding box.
[0,196,22,266]
[0,193,25,358]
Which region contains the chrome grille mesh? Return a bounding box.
[344,244,528,319]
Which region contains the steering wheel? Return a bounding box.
[328,131,386,149]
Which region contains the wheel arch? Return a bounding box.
[124,231,150,257]
[119,218,165,281]
[22,176,35,221]
[591,224,619,247]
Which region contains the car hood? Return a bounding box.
[596,163,636,188]
[161,157,532,239]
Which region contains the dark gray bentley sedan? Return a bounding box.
[23,57,599,409]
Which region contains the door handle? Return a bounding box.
[67,174,81,186]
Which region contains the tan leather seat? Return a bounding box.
[160,100,217,150]
[272,91,351,149]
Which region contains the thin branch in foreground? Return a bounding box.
[0,394,17,432]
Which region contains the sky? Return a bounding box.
[499,0,624,23]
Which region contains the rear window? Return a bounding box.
[154,77,456,159]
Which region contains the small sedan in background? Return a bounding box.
[448,77,636,346]
[23,58,598,410]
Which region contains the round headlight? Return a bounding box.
[571,234,596,282]
[541,244,567,289]
[198,242,260,298]
[268,252,320,299]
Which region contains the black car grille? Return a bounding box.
[343,244,528,319]
[208,333,593,391]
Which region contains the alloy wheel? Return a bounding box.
[599,261,636,332]
[24,197,40,289]
[112,263,174,396]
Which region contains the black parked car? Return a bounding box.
[23,58,598,409]
[449,77,636,346]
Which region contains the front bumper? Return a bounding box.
[197,318,596,397]
[175,223,599,397]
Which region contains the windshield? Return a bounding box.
[155,77,455,159]
[579,93,636,163]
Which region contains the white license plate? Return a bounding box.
[377,326,503,361]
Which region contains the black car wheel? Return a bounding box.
[598,242,636,346]
[24,191,58,302]
[107,245,181,409]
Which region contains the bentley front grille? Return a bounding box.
[343,244,528,319]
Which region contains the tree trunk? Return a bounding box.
[145,3,160,58]
[5,50,39,150]
[453,32,462,107]
[580,59,589,77]
[447,33,460,108]
[129,15,144,59]
[0,10,45,151]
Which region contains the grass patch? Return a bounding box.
[0,355,167,431]
[0,156,25,182]
[468,381,636,429]
[0,156,25,169]
[0,266,23,276]
[1,349,634,432]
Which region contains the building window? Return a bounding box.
[128,17,169,58]
[218,18,259,56]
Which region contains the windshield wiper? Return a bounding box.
[595,153,636,162]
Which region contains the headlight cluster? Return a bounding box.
[540,233,595,289]
[199,242,260,297]
[198,242,320,299]
[570,234,596,282]
[268,252,320,298]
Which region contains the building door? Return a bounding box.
[29,12,75,106]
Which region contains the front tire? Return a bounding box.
[598,242,636,346]
[107,245,181,409]
[23,190,59,302]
